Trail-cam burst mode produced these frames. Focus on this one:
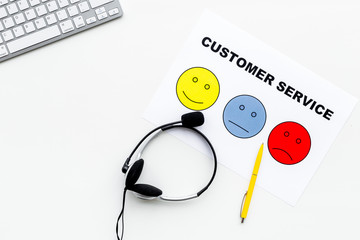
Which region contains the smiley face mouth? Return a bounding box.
[228,120,249,133]
[183,91,203,104]
[272,148,293,161]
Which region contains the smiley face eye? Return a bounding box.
[284,131,289,137]
[192,77,198,83]
[251,112,257,117]
[296,138,301,144]
[239,105,245,110]
[204,84,210,90]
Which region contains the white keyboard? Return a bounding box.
[0,0,122,62]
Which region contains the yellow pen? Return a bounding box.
[240,143,264,223]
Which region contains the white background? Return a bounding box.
[1,1,359,240]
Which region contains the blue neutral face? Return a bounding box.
[223,95,266,138]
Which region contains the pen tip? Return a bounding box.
[241,218,245,223]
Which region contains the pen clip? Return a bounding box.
[240,191,247,223]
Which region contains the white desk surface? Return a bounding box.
[1,1,360,240]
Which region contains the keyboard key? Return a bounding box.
[78,2,89,12]
[2,30,14,41]
[0,0,8,7]
[0,21,4,31]
[36,5,48,16]
[57,0,69,8]
[85,16,95,24]
[95,6,105,15]
[3,17,15,28]
[45,13,57,25]
[46,1,58,12]
[89,0,113,9]
[35,17,46,29]
[0,45,8,58]
[6,3,18,14]
[7,25,61,53]
[73,15,84,28]
[14,13,26,25]
[17,0,30,11]
[25,9,37,20]
[59,19,74,33]
[23,21,36,33]
[97,12,107,20]
[13,26,25,37]
[0,7,7,19]
[67,5,78,16]
[29,0,41,7]
[56,9,67,20]
[108,7,118,16]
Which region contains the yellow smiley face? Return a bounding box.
[176,67,220,110]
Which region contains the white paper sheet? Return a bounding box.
[143,10,358,206]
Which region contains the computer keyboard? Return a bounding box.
[0,0,122,62]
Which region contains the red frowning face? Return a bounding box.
[268,122,311,165]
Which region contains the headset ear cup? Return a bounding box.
[125,159,144,188]
[129,184,163,198]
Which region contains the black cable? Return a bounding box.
[116,188,127,240]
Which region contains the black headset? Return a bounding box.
[122,111,217,201]
[116,112,217,240]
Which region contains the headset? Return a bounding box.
[116,112,217,240]
[122,111,217,200]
